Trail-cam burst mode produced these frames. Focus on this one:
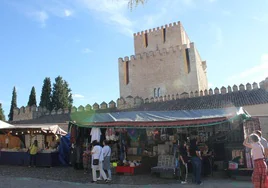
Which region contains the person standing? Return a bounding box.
[255,130,268,162]
[83,146,90,174]
[179,141,188,184]
[189,139,202,185]
[97,140,112,181]
[28,140,38,167]
[173,140,180,179]
[243,134,267,188]
[90,140,108,183]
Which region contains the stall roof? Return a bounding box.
[0,123,67,136]
[71,107,250,128]
[0,120,14,129]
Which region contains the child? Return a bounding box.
[83,146,90,174]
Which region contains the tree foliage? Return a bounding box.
[8,87,17,121]
[39,77,52,111]
[128,0,147,10]
[0,104,5,121]
[27,86,37,106]
[51,76,73,111]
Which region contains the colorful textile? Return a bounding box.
[252,159,267,188]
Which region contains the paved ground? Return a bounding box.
[0,165,253,188]
[0,176,253,188]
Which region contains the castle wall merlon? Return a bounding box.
[118,58,124,63]
[136,54,142,59]
[133,21,181,36]
[130,55,136,61]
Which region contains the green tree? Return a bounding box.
[0,103,5,121]
[128,0,146,10]
[27,86,37,106]
[8,87,17,121]
[39,77,52,111]
[51,76,73,111]
[63,80,73,110]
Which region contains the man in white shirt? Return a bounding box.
[255,130,268,161]
[90,140,107,183]
[97,140,112,181]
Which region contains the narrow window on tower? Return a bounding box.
[144,33,148,48]
[124,61,129,85]
[154,88,157,97]
[157,88,160,97]
[162,28,166,43]
[185,48,191,73]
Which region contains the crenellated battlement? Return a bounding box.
[118,43,193,63]
[13,78,268,122]
[133,21,181,36]
[117,78,268,109]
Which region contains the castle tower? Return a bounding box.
[118,21,208,99]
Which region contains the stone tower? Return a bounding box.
[118,21,208,99]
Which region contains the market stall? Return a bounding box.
[69,107,254,177]
[0,124,67,167]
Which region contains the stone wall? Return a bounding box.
[133,21,191,54]
[119,42,208,99]
[117,79,268,109]
[12,106,70,122]
[119,21,207,100]
[12,78,268,123]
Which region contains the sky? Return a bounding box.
[0,0,268,118]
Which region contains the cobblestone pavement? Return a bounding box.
[0,165,252,188]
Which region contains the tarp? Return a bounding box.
[0,124,67,136]
[0,120,14,129]
[58,134,71,166]
[71,107,250,128]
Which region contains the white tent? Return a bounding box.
[3,124,67,136]
[0,120,14,129]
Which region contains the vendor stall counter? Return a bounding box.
[0,149,60,167]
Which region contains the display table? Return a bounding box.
[0,151,60,167]
[116,166,142,175]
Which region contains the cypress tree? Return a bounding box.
[51,76,73,111]
[8,87,17,121]
[27,86,37,106]
[39,77,52,111]
[0,103,5,121]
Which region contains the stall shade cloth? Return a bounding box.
[0,124,67,136]
[0,120,14,129]
[73,107,250,128]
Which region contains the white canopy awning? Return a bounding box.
[0,120,14,129]
[0,123,67,136]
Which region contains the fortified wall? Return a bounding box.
[12,77,268,122]
[119,21,208,100]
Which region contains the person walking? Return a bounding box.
[97,140,112,181]
[179,140,188,184]
[243,134,267,188]
[28,140,38,167]
[189,139,202,185]
[90,140,108,183]
[255,130,268,162]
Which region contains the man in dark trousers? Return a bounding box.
[189,139,203,185]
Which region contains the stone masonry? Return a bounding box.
[118,21,208,99]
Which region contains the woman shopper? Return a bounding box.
[189,139,202,185]
[90,140,108,183]
[28,140,38,167]
[97,140,112,181]
[243,134,267,188]
[179,141,188,184]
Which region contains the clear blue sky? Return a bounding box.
[0,0,268,118]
